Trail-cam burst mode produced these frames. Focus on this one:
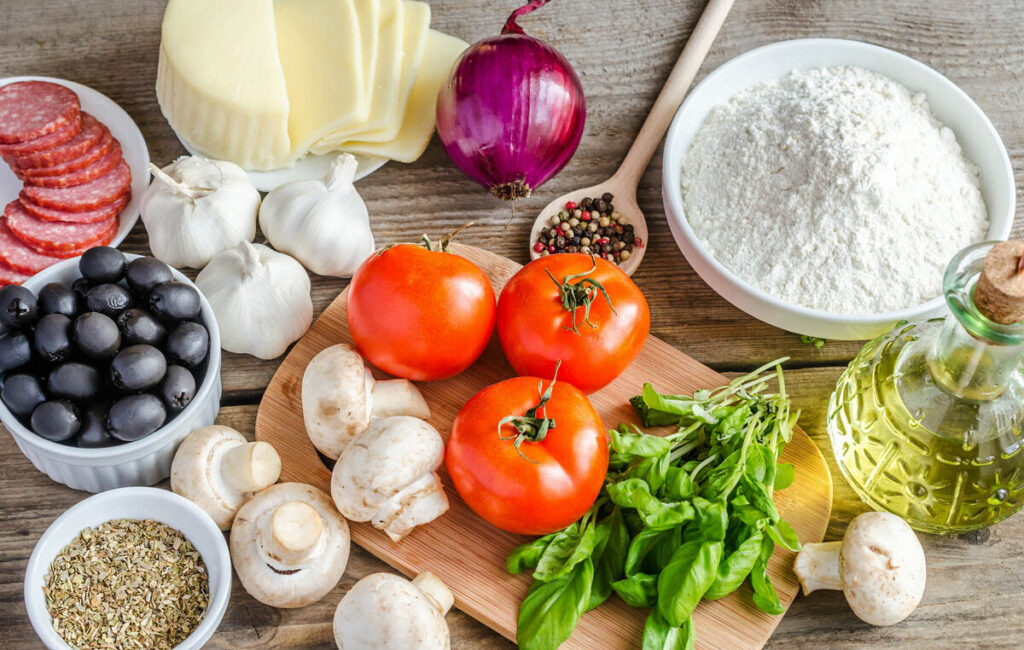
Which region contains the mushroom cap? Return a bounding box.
[333,573,451,650]
[230,482,350,608]
[303,344,373,459]
[331,416,448,532]
[170,425,255,530]
[839,512,927,626]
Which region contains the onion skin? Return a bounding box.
[435,3,586,201]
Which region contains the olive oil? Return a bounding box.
[828,242,1024,533]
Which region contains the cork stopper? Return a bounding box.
[974,241,1024,325]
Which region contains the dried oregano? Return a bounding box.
[42,518,210,650]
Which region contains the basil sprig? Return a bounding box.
[508,360,801,650]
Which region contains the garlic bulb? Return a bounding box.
[141,156,260,269]
[258,153,374,277]
[196,241,313,360]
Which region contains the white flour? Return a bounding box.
[681,66,988,314]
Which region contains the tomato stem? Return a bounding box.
[421,222,475,253]
[498,361,561,463]
[546,256,617,334]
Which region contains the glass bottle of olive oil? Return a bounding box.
[828,241,1024,533]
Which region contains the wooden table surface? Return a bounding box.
[2,0,1022,648]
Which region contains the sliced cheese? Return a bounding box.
[274,0,368,158]
[311,0,430,152]
[354,0,380,107]
[156,0,291,170]
[343,30,467,163]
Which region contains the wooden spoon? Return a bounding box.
[529,0,735,275]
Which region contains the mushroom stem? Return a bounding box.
[262,501,325,565]
[412,572,455,616]
[793,541,842,595]
[221,441,282,494]
[371,378,430,420]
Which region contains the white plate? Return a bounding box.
[0,76,148,249]
[179,139,387,192]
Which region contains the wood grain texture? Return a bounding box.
[255,244,833,649]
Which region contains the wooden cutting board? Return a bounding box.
[255,243,833,649]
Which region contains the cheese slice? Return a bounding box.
[274,0,367,157]
[343,30,467,163]
[310,0,429,152]
[156,0,291,170]
[354,0,380,107]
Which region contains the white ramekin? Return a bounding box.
[1,254,222,491]
[24,487,232,650]
[662,38,1015,340]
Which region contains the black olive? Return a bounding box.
[72,277,91,302]
[165,322,209,369]
[117,308,167,347]
[76,405,116,448]
[85,283,134,318]
[33,313,73,364]
[1,373,46,417]
[159,365,196,414]
[126,257,174,297]
[73,312,121,360]
[0,285,38,329]
[78,247,127,284]
[149,282,201,322]
[37,282,81,318]
[0,330,32,373]
[110,344,167,392]
[48,362,101,402]
[107,393,166,442]
[30,400,80,442]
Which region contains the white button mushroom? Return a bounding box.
[333,572,453,650]
[303,343,430,459]
[331,415,450,542]
[230,482,351,608]
[170,425,282,530]
[793,511,927,626]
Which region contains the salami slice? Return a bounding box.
[18,132,114,179]
[0,260,31,285]
[24,219,117,257]
[7,113,106,170]
[22,141,122,189]
[4,200,116,252]
[0,217,66,274]
[0,112,81,157]
[19,191,128,224]
[0,81,80,144]
[21,159,131,212]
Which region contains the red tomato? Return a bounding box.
[446,374,608,535]
[497,254,649,393]
[347,243,496,381]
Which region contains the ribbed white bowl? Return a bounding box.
[1,255,222,492]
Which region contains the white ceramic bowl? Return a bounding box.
[662,39,1015,340]
[24,487,231,650]
[0,254,222,491]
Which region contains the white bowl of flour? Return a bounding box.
[663,38,1013,340]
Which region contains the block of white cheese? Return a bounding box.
[274,0,368,158]
[354,0,380,107]
[310,0,430,152]
[156,0,291,170]
[343,30,468,163]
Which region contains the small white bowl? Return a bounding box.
[662,38,1015,340]
[24,487,231,650]
[0,254,222,491]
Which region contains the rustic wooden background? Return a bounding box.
[2,0,1023,647]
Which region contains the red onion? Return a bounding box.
[435,0,586,201]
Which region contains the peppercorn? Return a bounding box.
[568,217,579,227]
[595,199,607,213]
[580,197,591,209]
[620,249,631,261]
[599,216,610,227]
[556,235,566,247]
[559,222,571,232]
[565,201,577,210]
[588,222,598,233]
[602,192,613,202]
[580,237,590,246]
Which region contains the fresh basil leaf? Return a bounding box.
[607,479,695,530]
[508,532,556,575]
[611,425,671,459]
[773,462,796,491]
[647,525,683,573]
[694,498,728,542]
[744,444,769,483]
[759,445,777,488]
[704,531,763,600]
[631,390,687,427]
[641,384,699,418]
[625,527,671,576]
[517,559,594,650]
[588,508,628,611]
[612,572,658,607]
[642,610,695,650]
[657,539,723,627]
[749,537,784,615]
[766,520,801,552]
[699,450,744,500]
[741,474,780,523]
[711,404,750,441]
[662,467,695,501]
[534,522,598,582]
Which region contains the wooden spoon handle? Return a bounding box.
[614,0,735,190]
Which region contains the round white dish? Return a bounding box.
[0,76,149,248]
[24,487,231,650]
[180,138,387,193]
[662,38,1015,340]
[0,254,222,492]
